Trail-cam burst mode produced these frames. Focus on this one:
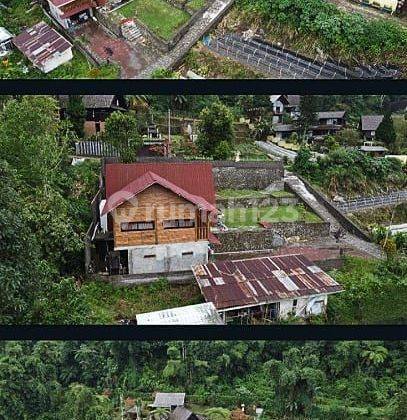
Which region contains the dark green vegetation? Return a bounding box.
[292,147,407,197]
[350,204,407,229]
[328,256,407,324]
[0,340,406,419]
[0,1,119,79]
[82,279,202,324]
[236,0,407,69]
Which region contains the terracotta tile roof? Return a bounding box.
[102,170,217,215]
[104,162,216,205]
[193,254,343,310]
[13,22,71,68]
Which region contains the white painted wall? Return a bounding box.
[41,47,73,73]
[126,241,209,274]
[48,1,70,29]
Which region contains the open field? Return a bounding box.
[216,188,271,199]
[119,0,190,40]
[223,205,321,228]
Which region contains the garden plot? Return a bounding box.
[118,0,192,40]
[223,205,321,229]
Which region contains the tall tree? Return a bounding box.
[103,111,143,163]
[296,96,318,141]
[197,101,235,158]
[375,111,396,151]
[66,95,86,138]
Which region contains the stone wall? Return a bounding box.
[216,195,298,209]
[212,161,284,190]
[213,222,330,253]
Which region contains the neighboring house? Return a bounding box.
[273,110,346,140]
[136,302,224,325]
[58,95,127,136]
[13,22,73,73]
[46,0,107,29]
[170,406,206,420]
[352,0,406,13]
[269,94,300,123]
[192,254,343,323]
[150,393,186,411]
[312,111,346,139]
[0,27,13,57]
[360,115,384,139]
[359,141,388,157]
[93,162,219,275]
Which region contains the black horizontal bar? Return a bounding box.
[0,325,405,341]
[0,79,406,95]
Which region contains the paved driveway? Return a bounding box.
[74,21,155,78]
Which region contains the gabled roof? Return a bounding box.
[13,22,71,68]
[104,162,216,206]
[58,95,116,109]
[286,95,300,107]
[193,254,343,311]
[170,407,195,420]
[151,393,185,408]
[317,111,346,119]
[361,115,384,131]
[102,170,217,215]
[0,27,13,43]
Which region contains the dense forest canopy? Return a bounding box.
[0,340,406,419]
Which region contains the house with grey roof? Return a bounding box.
[360,115,384,140]
[170,406,206,420]
[269,95,301,123]
[58,95,127,136]
[150,393,186,411]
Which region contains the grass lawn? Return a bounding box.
[118,0,190,40]
[81,278,203,324]
[217,189,270,199]
[270,190,295,198]
[223,205,321,228]
[234,142,271,161]
[187,0,207,11]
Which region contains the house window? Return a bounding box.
[144,254,156,259]
[163,219,195,229]
[292,299,298,311]
[182,251,194,257]
[120,221,155,232]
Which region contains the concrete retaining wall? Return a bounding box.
[213,221,329,253]
[212,161,284,190]
[216,194,298,209]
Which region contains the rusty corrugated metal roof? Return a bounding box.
[193,254,343,310]
[105,162,216,205]
[13,22,71,68]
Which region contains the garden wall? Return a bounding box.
[216,195,298,209]
[212,161,284,190]
[213,221,330,253]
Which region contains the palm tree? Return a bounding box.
[149,407,170,420]
[203,407,231,420]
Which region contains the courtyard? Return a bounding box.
[118,0,192,40]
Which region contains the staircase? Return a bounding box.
[121,21,145,44]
